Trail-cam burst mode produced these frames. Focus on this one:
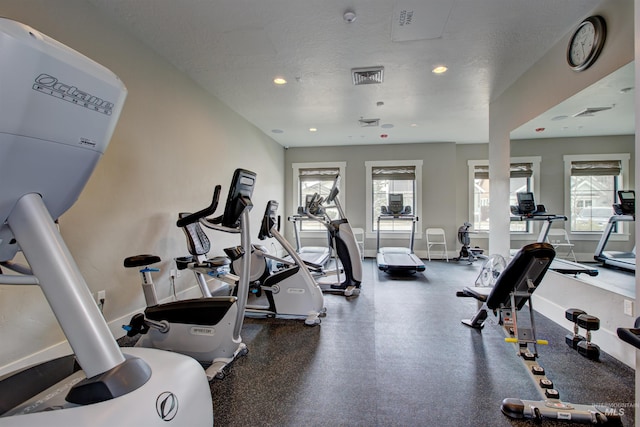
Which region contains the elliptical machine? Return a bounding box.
[226,199,326,325]
[0,18,212,426]
[122,175,253,380]
[303,175,362,296]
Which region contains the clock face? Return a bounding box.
[567,16,606,72]
[569,22,595,66]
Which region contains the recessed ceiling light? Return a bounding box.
[309,128,317,132]
[551,115,568,121]
[432,66,448,74]
[271,129,284,134]
[273,77,287,85]
[620,87,634,93]
[410,123,418,127]
[381,123,394,129]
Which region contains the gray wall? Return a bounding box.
[285,142,458,256]
[285,135,634,260]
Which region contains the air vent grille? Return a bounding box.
[352,67,384,85]
[358,118,380,127]
[573,107,612,117]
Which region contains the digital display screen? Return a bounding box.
[619,191,634,200]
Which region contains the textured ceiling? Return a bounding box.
[87,0,609,147]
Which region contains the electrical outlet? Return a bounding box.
[95,290,106,314]
[624,299,634,316]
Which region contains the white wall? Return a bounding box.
[0,0,284,373]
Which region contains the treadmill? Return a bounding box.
[593,190,635,272]
[286,194,332,270]
[510,192,598,277]
[376,194,426,274]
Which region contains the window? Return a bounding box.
[292,162,346,232]
[468,157,540,233]
[564,154,630,233]
[365,160,422,237]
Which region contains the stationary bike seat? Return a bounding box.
[206,256,230,267]
[124,254,162,268]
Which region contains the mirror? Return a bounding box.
[511,61,634,140]
[510,61,635,296]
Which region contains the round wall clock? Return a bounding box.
[566,15,606,72]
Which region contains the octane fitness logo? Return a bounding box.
[32,73,115,115]
[593,402,638,416]
[156,391,179,421]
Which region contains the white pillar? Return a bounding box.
[488,116,511,259]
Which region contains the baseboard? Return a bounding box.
[0,285,202,377]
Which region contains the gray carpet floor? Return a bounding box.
[201,259,635,427]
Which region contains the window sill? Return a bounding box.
[568,232,631,242]
[366,232,422,240]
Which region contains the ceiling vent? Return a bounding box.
[573,107,612,117]
[358,118,380,127]
[352,67,384,85]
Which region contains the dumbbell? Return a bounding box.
[576,313,600,361]
[565,308,586,349]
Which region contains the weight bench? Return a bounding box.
[457,242,619,424]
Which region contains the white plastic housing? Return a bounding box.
[0,18,126,261]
